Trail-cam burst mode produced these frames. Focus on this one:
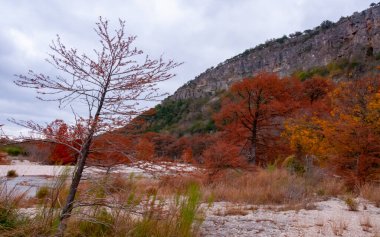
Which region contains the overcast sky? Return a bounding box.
[0,0,375,136]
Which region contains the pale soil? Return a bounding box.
[200,198,380,237]
[0,160,195,177]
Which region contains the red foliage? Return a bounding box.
[214,73,301,165]
[320,77,380,185]
[135,136,155,161]
[303,76,334,105]
[43,119,84,164]
[49,144,76,164]
[181,147,194,164]
[88,133,133,167]
[203,140,246,171]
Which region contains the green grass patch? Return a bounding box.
[2,146,25,156]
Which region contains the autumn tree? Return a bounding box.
[135,136,155,161]
[87,133,133,173]
[282,77,335,168]
[203,140,246,179]
[43,119,85,164]
[181,147,194,163]
[303,76,334,105]
[214,73,301,165]
[318,77,380,186]
[13,17,181,235]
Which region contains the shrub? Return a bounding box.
[0,181,29,231]
[36,186,50,199]
[2,146,24,156]
[130,183,204,237]
[345,197,359,211]
[6,170,18,178]
[320,20,334,30]
[78,209,114,237]
[282,155,305,174]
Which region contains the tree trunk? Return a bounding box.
[248,95,260,164]
[249,118,258,164]
[55,73,111,236]
[55,132,94,236]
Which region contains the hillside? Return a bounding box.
[131,3,380,136]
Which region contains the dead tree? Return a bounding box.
[13,17,181,235]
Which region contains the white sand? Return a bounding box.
[0,161,196,177]
[0,164,73,176]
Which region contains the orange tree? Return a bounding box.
[203,140,246,179]
[282,77,334,167]
[319,77,380,185]
[214,73,302,165]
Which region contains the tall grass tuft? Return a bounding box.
[360,183,380,207]
[178,184,203,236]
[130,183,204,237]
[0,181,29,232]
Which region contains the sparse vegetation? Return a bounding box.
[0,171,205,237]
[360,183,380,207]
[2,146,25,156]
[345,197,359,211]
[6,170,17,178]
[293,59,363,81]
[329,218,348,236]
[36,186,50,199]
[0,181,29,231]
[218,205,249,216]
[360,214,373,232]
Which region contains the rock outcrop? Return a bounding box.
[169,4,380,101]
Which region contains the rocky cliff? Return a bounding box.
[168,3,380,101]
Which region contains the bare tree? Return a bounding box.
[13,17,181,235]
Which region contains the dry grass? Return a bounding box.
[255,218,276,224]
[0,152,9,165]
[65,182,204,237]
[329,218,348,236]
[1,171,205,237]
[360,183,380,207]
[154,168,347,209]
[0,181,30,233]
[315,178,347,197]
[202,168,346,206]
[157,173,204,195]
[214,205,249,216]
[203,168,307,205]
[315,217,324,227]
[360,214,373,232]
[276,201,318,212]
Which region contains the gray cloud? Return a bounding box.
[0,0,375,135]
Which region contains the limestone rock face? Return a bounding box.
[169,5,380,101]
